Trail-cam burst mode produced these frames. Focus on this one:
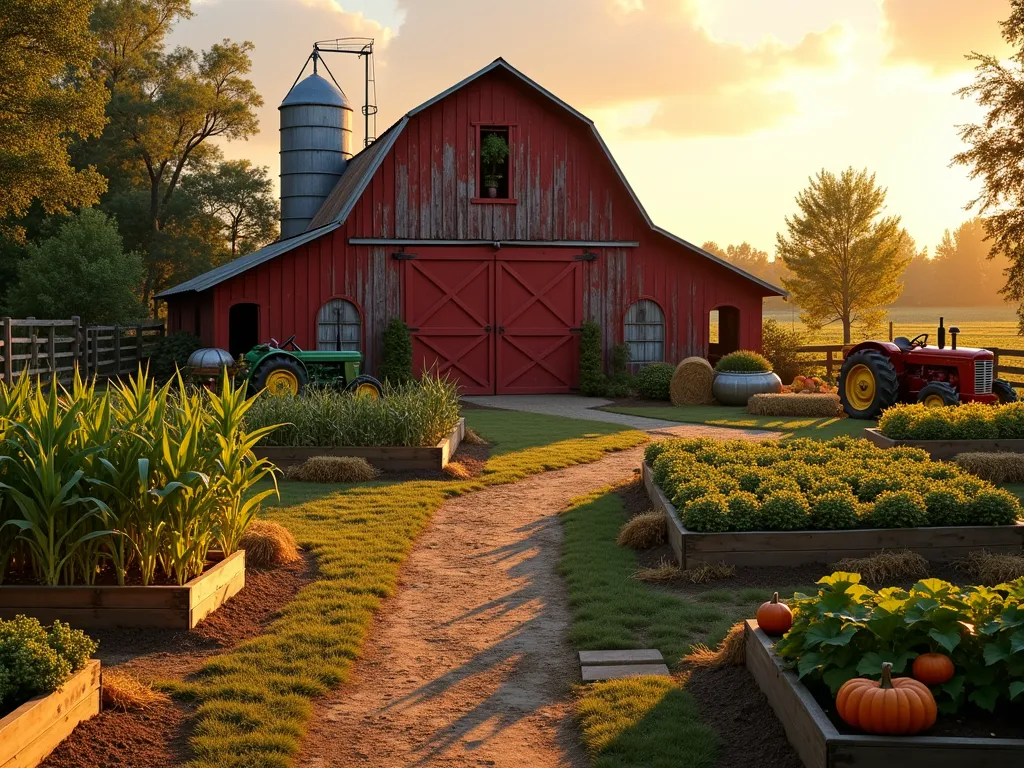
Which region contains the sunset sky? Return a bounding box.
[173,0,1013,256]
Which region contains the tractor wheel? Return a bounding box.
[994,378,1019,404]
[917,381,959,408]
[252,357,307,397]
[838,350,899,419]
[347,374,383,400]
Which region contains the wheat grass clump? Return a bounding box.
[670,357,715,406]
[443,461,472,480]
[239,520,301,568]
[832,549,929,583]
[683,622,746,667]
[616,511,666,549]
[746,393,842,418]
[956,549,1024,585]
[102,671,171,711]
[955,452,1024,484]
[285,455,380,483]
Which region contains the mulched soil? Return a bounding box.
[39,554,315,768]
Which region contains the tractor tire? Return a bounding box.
[838,349,899,419]
[994,378,1019,404]
[252,357,307,397]
[347,374,383,400]
[918,381,959,408]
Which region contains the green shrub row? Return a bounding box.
[878,401,1024,440]
[645,437,1021,532]
[775,572,1024,714]
[0,616,96,716]
[244,375,460,448]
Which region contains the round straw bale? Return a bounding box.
[670,357,715,406]
[240,520,302,568]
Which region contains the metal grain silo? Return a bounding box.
[279,71,354,238]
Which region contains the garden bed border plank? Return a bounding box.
[253,417,465,471]
[863,428,1024,460]
[642,462,1024,567]
[0,659,101,768]
[0,551,245,629]
[744,620,1024,768]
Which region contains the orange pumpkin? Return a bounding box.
[836,662,937,735]
[912,653,955,685]
[756,592,793,635]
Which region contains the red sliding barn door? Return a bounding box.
[402,253,495,395]
[495,255,582,394]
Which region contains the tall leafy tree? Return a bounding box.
[183,159,279,257]
[0,0,108,239]
[776,168,909,344]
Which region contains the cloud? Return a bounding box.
[882,0,1010,73]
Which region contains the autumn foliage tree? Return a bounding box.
[777,168,910,344]
[183,159,278,257]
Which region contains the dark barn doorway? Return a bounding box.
[228,303,260,358]
[708,306,741,365]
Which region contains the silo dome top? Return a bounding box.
[280,72,351,109]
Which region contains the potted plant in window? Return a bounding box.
[480,133,509,198]
[711,350,782,406]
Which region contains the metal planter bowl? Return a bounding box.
[712,371,782,406]
[186,348,235,376]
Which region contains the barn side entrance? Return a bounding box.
[403,249,582,395]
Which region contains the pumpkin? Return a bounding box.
[756,592,793,635]
[836,662,937,735]
[912,653,955,685]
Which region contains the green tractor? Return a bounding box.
[241,335,383,398]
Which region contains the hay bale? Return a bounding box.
[617,511,666,549]
[285,456,379,483]
[670,357,715,406]
[240,520,301,568]
[831,549,928,583]
[747,393,842,418]
[102,670,171,711]
[956,549,1024,585]
[955,452,1024,484]
[443,461,472,480]
[683,622,746,667]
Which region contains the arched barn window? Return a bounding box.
[317,299,361,351]
[624,300,665,365]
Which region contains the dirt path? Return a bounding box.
[299,447,646,768]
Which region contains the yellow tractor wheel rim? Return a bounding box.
[845,364,876,410]
[354,383,380,400]
[923,393,945,408]
[265,369,299,396]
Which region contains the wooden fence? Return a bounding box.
[0,317,166,384]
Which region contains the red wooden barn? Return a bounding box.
[158,58,785,395]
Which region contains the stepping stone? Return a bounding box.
[579,649,665,667]
[580,663,671,682]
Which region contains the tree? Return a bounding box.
[954,2,1024,329]
[0,0,108,239]
[184,159,278,257]
[6,208,146,325]
[777,168,909,344]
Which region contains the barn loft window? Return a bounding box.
[476,126,513,202]
[317,298,361,351]
[624,300,665,365]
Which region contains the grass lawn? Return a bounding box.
[562,486,812,767]
[465,408,630,455]
[167,409,645,768]
[602,404,873,440]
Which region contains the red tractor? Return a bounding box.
[837,317,1018,419]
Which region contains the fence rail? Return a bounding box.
[0,317,165,384]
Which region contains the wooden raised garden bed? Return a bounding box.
[863,427,1024,460]
[744,620,1024,768]
[0,551,245,630]
[642,462,1024,567]
[0,659,101,768]
[253,417,465,472]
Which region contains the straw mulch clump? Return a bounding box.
[633,557,734,584]
[747,393,842,418]
[462,427,487,445]
[240,520,302,568]
[285,455,380,483]
[955,452,1024,484]
[670,357,715,406]
[102,670,171,711]
[443,461,472,480]
[956,549,1024,585]
[683,621,746,667]
[617,511,666,549]
[831,549,929,583]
